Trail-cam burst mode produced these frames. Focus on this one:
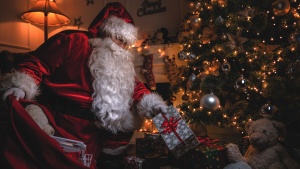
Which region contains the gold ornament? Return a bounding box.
[182,93,190,101]
[170,95,177,102]
[272,0,290,16]
[189,14,201,30]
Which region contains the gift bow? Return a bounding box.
[159,112,184,143]
[197,136,225,150]
[161,116,180,134]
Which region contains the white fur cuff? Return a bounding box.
[0,70,39,100]
[136,93,165,119]
[100,16,138,46]
[102,145,128,155]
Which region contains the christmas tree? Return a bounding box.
[172,0,300,137]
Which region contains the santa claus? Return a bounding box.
[0,2,167,169]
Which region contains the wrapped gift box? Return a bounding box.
[136,134,168,158]
[178,136,229,169]
[152,106,200,159]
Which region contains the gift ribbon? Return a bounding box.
[197,136,224,150]
[160,113,183,143]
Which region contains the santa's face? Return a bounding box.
[88,37,139,133]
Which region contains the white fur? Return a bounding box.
[137,93,166,119]
[0,70,39,100]
[88,37,142,133]
[102,145,128,155]
[25,104,55,135]
[99,16,138,46]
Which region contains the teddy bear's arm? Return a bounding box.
[276,144,300,169]
[226,143,247,163]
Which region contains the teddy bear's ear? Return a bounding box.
[245,120,253,134]
[272,120,286,141]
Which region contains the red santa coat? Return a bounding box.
[0,3,165,169]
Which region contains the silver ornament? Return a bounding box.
[188,52,196,60]
[189,73,197,82]
[221,61,231,74]
[234,75,249,92]
[259,102,278,119]
[272,0,290,16]
[215,16,224,26]
[200,93,220,111]
[178,50,188,60]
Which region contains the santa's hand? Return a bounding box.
[2,87,25,101]
[153,104,168,116]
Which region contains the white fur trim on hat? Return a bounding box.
[137,93,166,119]
[102,145,128,155]
[100,16,138,46]
[0,70,39,100]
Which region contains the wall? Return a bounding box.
[0,0,190,53]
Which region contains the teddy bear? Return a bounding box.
[225,118,300,169]
[141,32,154,47]
[25,104,55,135]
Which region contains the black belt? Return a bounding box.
[52,98,95,121]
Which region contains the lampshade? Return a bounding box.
[20,0,70,41]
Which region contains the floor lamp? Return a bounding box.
[20,0,70,42]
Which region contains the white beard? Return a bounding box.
[88,38,142,133]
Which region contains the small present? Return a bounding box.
[124,156,145,169]
[181,136,229,169]
[152,106,200,159]
[136,134,168,158]
[144,132,160,140]
[136,138,152,158]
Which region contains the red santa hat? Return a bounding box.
[88,2,137,46]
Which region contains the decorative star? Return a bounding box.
[73,16,83,29]
[238,7,258,21]
[86,0,94,6]
[226,29,248,52]
[258,43,280,53]
[200,24,218,44]
[200,60,221,79]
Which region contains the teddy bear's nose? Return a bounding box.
[251,136,260,145]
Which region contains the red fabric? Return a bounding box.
[0,96,91,169]
[19,30,93,108]
[133,79,151,104]
[88,2,135,38]
[0,96,138,168]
